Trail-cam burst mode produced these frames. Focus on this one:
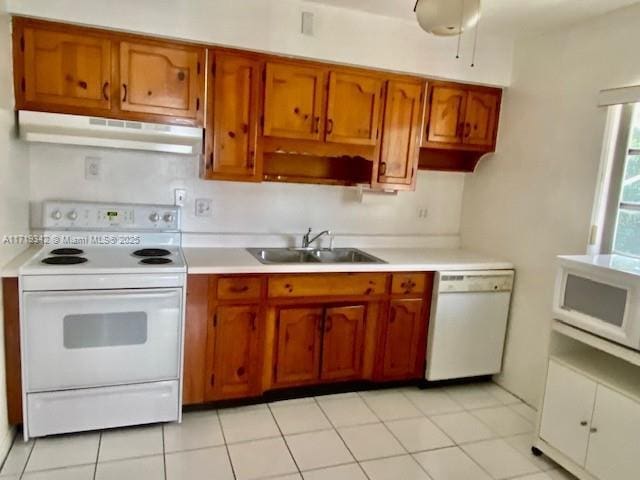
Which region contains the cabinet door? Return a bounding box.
[274,307,323,386]
[377,80,423,187]
[539,360,597,466]
[119,41,204,122]
[207,52,261,181]
[207,305,261,400]
[425,86,466,145]
[379,299,424,380]
[263,62,325,140]
[20,26,112,112]
[463,91,499,148]
[326,71,383,145]
[585,385,640,480]
[321,305,366,381]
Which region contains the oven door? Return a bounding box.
[23,288,182,392]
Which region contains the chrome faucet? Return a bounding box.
[302,228,332,249]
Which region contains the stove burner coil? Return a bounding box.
[42,256,88,265]
[133,248,172,257]
[139,257,173,265]
[51,248,84,255]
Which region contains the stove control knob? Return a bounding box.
[51,209,62,220]
[163,213,175,223]
[67,210,78,221]
[149,212,160,222]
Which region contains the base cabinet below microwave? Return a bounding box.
[539,359,640,480]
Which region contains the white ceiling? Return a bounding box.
[306,0,640,38]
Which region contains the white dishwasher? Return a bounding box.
[426,270,514,381]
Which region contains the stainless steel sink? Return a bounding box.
[247,248,385,265]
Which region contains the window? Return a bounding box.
[611,104,640,257]
[594,102,640,257]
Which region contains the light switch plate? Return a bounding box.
[174,188,186,207]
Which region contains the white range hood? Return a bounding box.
[18,111,203,155]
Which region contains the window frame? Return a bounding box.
[600,103,636,255]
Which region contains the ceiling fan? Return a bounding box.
[413,0,482,65]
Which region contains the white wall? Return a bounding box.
[460,3,640,406]
[5,0,514,86]
[29,144,465,240]
[0,0,29,457]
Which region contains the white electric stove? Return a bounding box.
[19,201,187,439]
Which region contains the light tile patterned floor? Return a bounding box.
[0,382,577,480]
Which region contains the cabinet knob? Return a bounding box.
[580,421,588,426]
[590,427,598,433]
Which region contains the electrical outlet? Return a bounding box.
[174,188,186,207]
[417,208,429,219]
[195,198,212,217]
[84,156,101,180]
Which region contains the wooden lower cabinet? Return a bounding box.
[273,304,366,386]
[320,305,366,381]
[273,307,323,386]
[205,304,262,400]
[378,298,428,381]
[182,272,433,405]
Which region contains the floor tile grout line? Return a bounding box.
[0,429,19,475]
[311,396,370,479]
[382,397,458,448]
[214,410,238,480]
[161,424,167,480]
[466,406,533,439]
[400,387,465,417]
[265,403,303,477]
[458,439,532,480]
[92,432,102,480]
[314,394,380,430]
[18,435,35,480]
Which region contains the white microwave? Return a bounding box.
[554,255,640,351]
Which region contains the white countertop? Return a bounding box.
[184,247,513,274]
[1,246,40,277]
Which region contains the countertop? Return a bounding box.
[1,246,40,278]
[184,247,513,274]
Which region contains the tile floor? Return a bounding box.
[0,382,577,480]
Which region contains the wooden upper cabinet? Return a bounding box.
[422,82,502,152]
[376,80,424,189]
[379,299,424,380]
[205,52,262,181]
[425,85,467,145]
[463,91,499,147]
[206,305,261,401]
[119,41,204,123]
[274,307,323,386]
[320,305,366,381]
[326,72,383,145]
[263,62,325,141]
[17,24,112,113]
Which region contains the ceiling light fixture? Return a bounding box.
[414,0,480,36]
[414,0,482,66]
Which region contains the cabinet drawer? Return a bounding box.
[217,277,262,300]
[269,273,387,298]
[391,273,427,295]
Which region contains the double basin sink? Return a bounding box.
[247,247,386,265]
